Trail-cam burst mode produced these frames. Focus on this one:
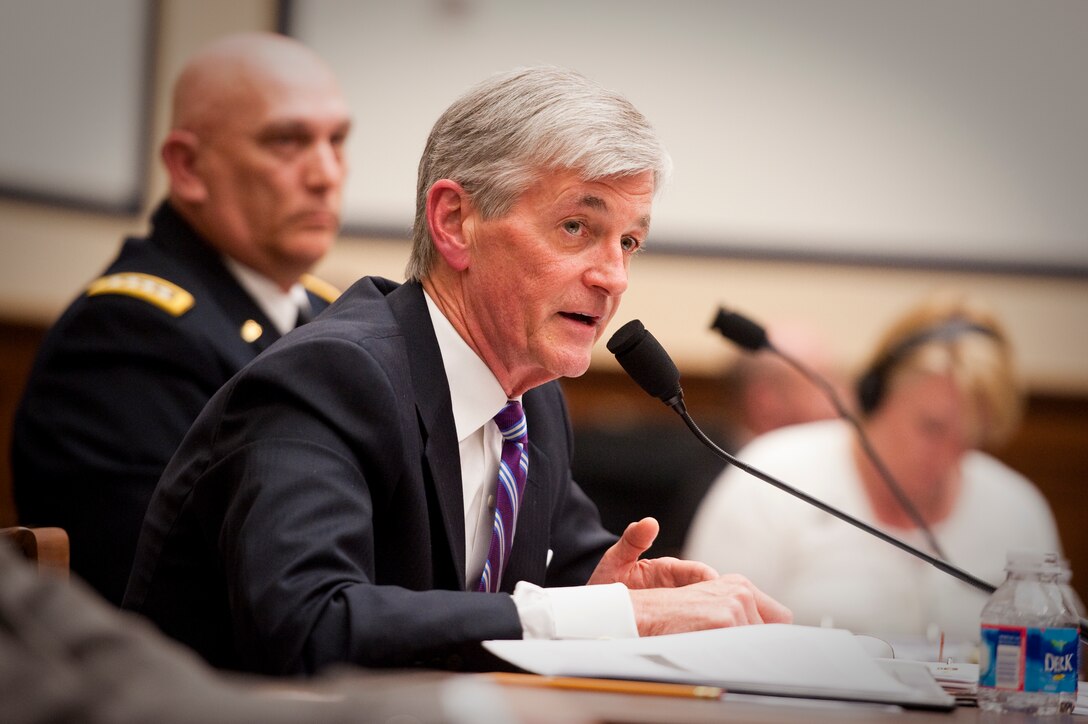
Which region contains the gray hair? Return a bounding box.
[405,66,672,280]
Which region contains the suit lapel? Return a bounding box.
[197,263,281,356]
[386,282,468,587]
[152,203,283,357]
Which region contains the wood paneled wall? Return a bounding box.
[0,320,44,527]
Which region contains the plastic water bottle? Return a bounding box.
[978,551,1080,715]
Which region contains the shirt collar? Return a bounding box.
[223,257,310,336]
[423,289,511,443]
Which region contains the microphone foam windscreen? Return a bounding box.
[606,319,682,403]
[711,308,769,352]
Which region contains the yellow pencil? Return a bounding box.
[490,672,724,700]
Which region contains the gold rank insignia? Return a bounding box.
[240,319,263,343]
[86,273,194,317]
[300,273,341,304]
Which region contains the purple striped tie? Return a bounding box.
[477,401,529,593]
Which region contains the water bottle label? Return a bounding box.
[1027,627,1078,693]
[980,625,1079,693]
[980,625,1026,690]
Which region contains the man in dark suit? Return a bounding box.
[124,66,790,675]
[12,32,351,605]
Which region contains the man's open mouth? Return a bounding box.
[559,312,597,326]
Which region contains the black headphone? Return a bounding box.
[856,318,1001,415]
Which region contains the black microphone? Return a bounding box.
[711,308,769,352]
[608,321,1007,593]
[710,306,948,562]
[606,319,686,411]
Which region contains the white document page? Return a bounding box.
[484,624,954,710]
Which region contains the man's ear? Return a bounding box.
[160,130,208,204]
[426,179,472,271]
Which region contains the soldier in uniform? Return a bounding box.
[11,32,352,605]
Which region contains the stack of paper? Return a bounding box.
[484,624,954,711]
[917,661,978,706]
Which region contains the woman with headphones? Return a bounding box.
[684,293,1062,643]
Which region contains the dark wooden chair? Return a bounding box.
[1,525,69,580]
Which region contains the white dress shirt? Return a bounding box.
[423,291,637,640]
[223,257,312,336]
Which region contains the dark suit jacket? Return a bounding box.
[123,277,617,675]
[12,202,333,605]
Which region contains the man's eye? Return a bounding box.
[620,236,642,253]
[262,134,310,154]
[562,220,584,235]
[269,135,303,147]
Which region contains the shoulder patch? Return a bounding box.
[86,273,195,317]
[300,273,340,304]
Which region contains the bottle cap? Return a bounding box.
[1005,549,1059,573]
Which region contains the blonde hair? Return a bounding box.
[857,293,1023,448]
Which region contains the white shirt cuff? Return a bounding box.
[511,581,639,640]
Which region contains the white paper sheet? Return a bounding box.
[484,624,954,710]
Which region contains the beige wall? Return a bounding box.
[2,0,1086,395]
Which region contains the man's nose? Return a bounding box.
[304,141,346,190]
[584,242,629,297]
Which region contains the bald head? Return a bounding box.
[160,32,351,290]
[724,321,841,445]
[171,32,341,135]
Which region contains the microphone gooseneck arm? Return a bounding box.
[671,396,1088,644]
[674,397,995,595]
[770,342,949,562]
[712,307,948,561]
[610,318,1088,643]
